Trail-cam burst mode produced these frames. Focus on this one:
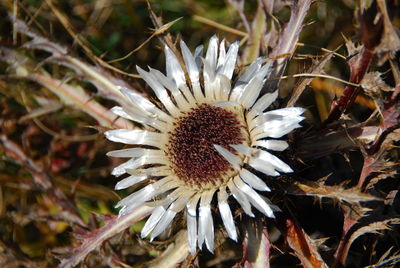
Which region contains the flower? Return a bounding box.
[105,35,305,254]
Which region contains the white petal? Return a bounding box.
[146,188,179,208]
[238,77,264,108]
[219,41,239,80]
[180,40,199,75]
[205,35,218,71]
[194,45,204,68]
[248,157,280,177]
[187,195,200,255]
[105,129,164,147]
[180,40,198,78]
[111,153,166,176]
[252,140,289,151]
[227,179,254,217]
[265,107,305,117]
[117,180,179,216]
[236,57,263,85]
[148,189,191,212]
[178,84,197,105]
[217,187,237,241]
[180,40,204,101]
[215,73,231,100]
[203,58,216,100]
[255,61,273,80]
[239,169,270,192]
[150,209,177,240]
[260,195,281,212]
[234,177,274,218]
[149,67,190,109]
[150,189,193,240]
[229,84,246,103]
[198,190,215,253]
[165,45,186,88]
[252,113,303,128]
[119,86,171,122]
[216,39,226,70]
[111,106,165,130]
[106,148,156,158]
[230,144,253,157]
[251,109,305,134]
[119,87,152,110]
[253,121,302,139]
[116,177,175,210]
[116,184,155,209]
[248,90,278,118]
[250,113,304,138]
[111,158,137,176]
[116,184,157,216]
[213,144,242,170]
[149,68,179,95]
[141,206,166,238]
[136,66,179,116]
[169,191,193,213]
[110,106,135,121]
[135,67,165,100]
[254,150,293,173]
[232,62,272,103]
[115,175,148,190]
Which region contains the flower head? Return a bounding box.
[105,36,305,254]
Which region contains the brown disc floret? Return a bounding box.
[167,104,245,187]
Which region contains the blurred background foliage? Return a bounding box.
[0,0,399,267]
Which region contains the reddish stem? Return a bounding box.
[332,206,358,268]
[324,47,374,125]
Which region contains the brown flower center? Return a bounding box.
[167,104,245,187]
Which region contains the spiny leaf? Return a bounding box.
[290,180,381,204]
[334,217,400,266]
[365,248,400,268]
[361,156,398,190]
[59,205,153,268]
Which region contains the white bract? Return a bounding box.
[105,36,305,254]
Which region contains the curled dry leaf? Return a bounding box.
[285,217,328,268]
[264,0,313,92]
[374,0,400,60]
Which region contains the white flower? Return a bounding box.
[105,36,305,254]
